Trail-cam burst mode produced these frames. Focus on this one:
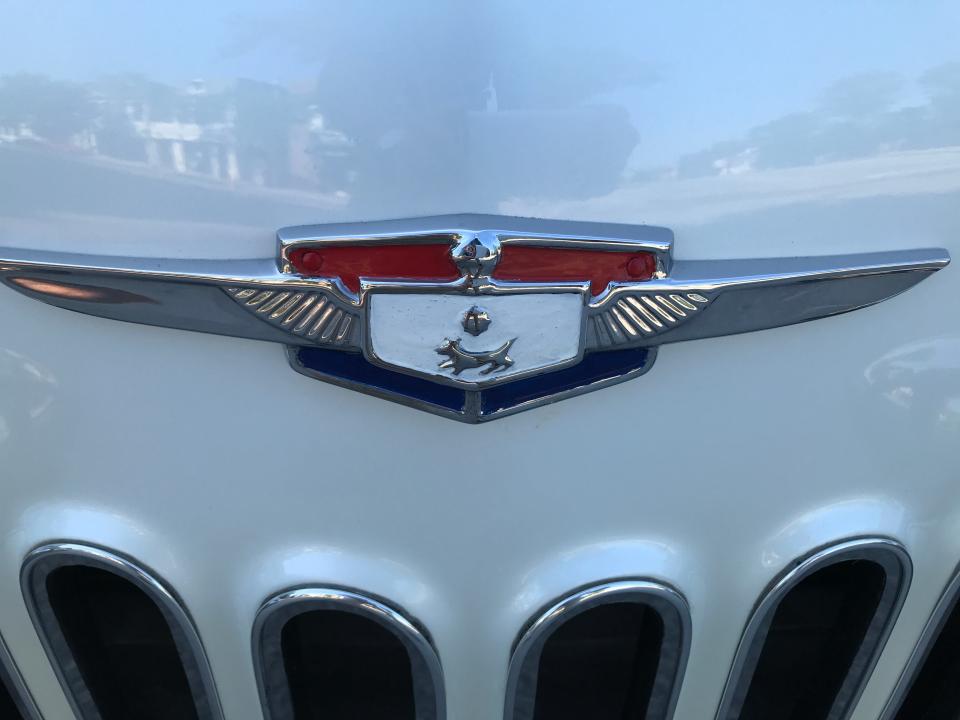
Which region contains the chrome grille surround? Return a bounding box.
[504,579,691,720]
[252,587,446,720]
[715,537,912,720]
[20,542,225,720]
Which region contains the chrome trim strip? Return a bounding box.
[277,214,675,257]
[504,579,691,720]
[715,537,912,720]
[20,543,224,720]
[253,587,445,720]
[879,562,960,719]
[0,633,42,720]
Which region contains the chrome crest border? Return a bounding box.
[0,633,42,720]
[714,537,912,720]
[879,561,960,719]
[252,587,445,720]
[504,579,691,720]
[20,542,225,720]
[358,276,593,390]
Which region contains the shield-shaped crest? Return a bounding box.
[275,219,676,419]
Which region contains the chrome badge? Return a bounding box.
[0,215,949,422]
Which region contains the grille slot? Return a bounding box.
[281,610,414,717]
[882,567,960,719]
[532,602,663,719]
[716,538,911,720]
[254,587,445,720]
[21,543,223,720]
[505,580,690,720]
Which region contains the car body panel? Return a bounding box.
[0,2,958,718]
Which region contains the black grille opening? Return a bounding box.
[531,601,665,720]
[280,609,416,720]
[891,590,960,719]
[45,565,199,720]
[736,559,887,720]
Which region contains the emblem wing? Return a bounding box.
[222,285,358,346]
[0,250,362,350]
[586,249,948,350]
[587,289,711,348]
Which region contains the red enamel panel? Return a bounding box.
[289,244,460,293]
[494,246,656,296]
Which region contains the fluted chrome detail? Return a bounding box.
[591,292,710,346]
[642,295,676,323]
[271,292,303,320]
[603,312,624,343]
[258,292,291,314]
[656,295,684,316]
[282,295,316,326]
[336,315,353,342]
[321,309,344,340]
[246,290,275,307]
[626,296,663,329]
[295,298,326,333]
[611,306,639,338]
[224,287,357,345]
[617,299,653,334]
[308,304,336,337]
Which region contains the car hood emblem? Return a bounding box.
[0,214,949,422]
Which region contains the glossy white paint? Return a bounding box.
[368,291,584,384]
[0,2,958,719]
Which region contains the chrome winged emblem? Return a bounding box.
[0,215,949,422]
